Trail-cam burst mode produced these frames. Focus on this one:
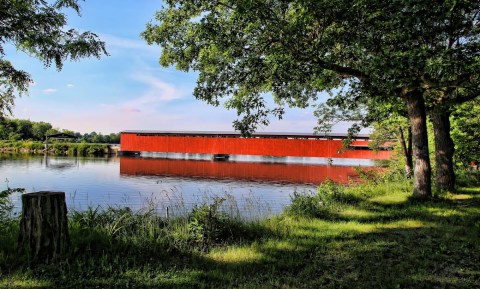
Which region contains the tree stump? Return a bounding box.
[18,191,70,263]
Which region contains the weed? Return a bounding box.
[0,187,23,230]
[0,187,24,269]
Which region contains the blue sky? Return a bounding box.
[7,0,332,134]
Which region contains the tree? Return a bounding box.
[314,88,415,179]
[0,0,108,116]
[451,97,480,167]
[14,119,33,140]
[143,0,479,198]
[427,87,480,192]
[369,117,413,179]
[31,121,52,141]
[318,84,477,192]
[45,128,60,137]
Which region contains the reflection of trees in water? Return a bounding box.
[0,153,117,171]
[44,154,79,170]
[0,153,36,169]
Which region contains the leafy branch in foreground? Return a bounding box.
[0,0,108,117]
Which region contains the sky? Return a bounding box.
[6,0,345,135]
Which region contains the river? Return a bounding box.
[1,154,369,218]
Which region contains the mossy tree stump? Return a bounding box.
[18,191,70,263]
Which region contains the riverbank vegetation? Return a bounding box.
[0,168,478,288]
[0,118,118,156]
[0,140,110,157]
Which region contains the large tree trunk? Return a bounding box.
[18,191,70,263]
[431,106,456,193]
[404,91,432,198]
[398,125,413,178]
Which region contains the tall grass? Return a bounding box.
[0,188,23,269]
[68,194,265,258]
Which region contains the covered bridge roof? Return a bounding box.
[120,130,371,140]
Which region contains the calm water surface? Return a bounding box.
[1,154,363,217]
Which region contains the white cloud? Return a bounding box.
[42,88,57,94]
[132,73,184,102]
[100,33,159,53]
[66,84,74,88]
[100,71,186,116]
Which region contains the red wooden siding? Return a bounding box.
[120,132,392,160]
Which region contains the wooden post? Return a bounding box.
[18,191,70,263]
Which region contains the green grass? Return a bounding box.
[0,180,479,288]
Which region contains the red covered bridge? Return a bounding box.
[120,131,392,160]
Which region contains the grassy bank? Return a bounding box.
[0,178,479,288]
[0,140,110,156]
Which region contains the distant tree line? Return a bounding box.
[0,118,120,144]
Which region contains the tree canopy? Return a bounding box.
[0,0,108,116]
[144,0,478,126]
[143,0,479,197]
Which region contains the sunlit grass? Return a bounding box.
[426,207,465,217]
[378,219,432,230]
[338,207,378,219]
[448,193,474,200]
[457,187,480,196]
[368,192,410,205]
[209,246,265,263]
[0,278,52,289]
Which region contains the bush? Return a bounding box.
[23,141,44,151]
[86,144,107,156]
[285,181,347,219]
[455,168,480,187]
[187,197,235,249]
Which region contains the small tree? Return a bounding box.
[451,97,480,168]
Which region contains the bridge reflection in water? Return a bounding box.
[119,157,363,185]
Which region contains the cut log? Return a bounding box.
[18,191,70,263]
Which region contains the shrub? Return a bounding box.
[187,197,233,249]
[455,168,480,187]
[285,181,347,219]
[76,143,89,156]
[52,143,69,155]
[86,144,107,156]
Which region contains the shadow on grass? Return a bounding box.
[1,190,480,288]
